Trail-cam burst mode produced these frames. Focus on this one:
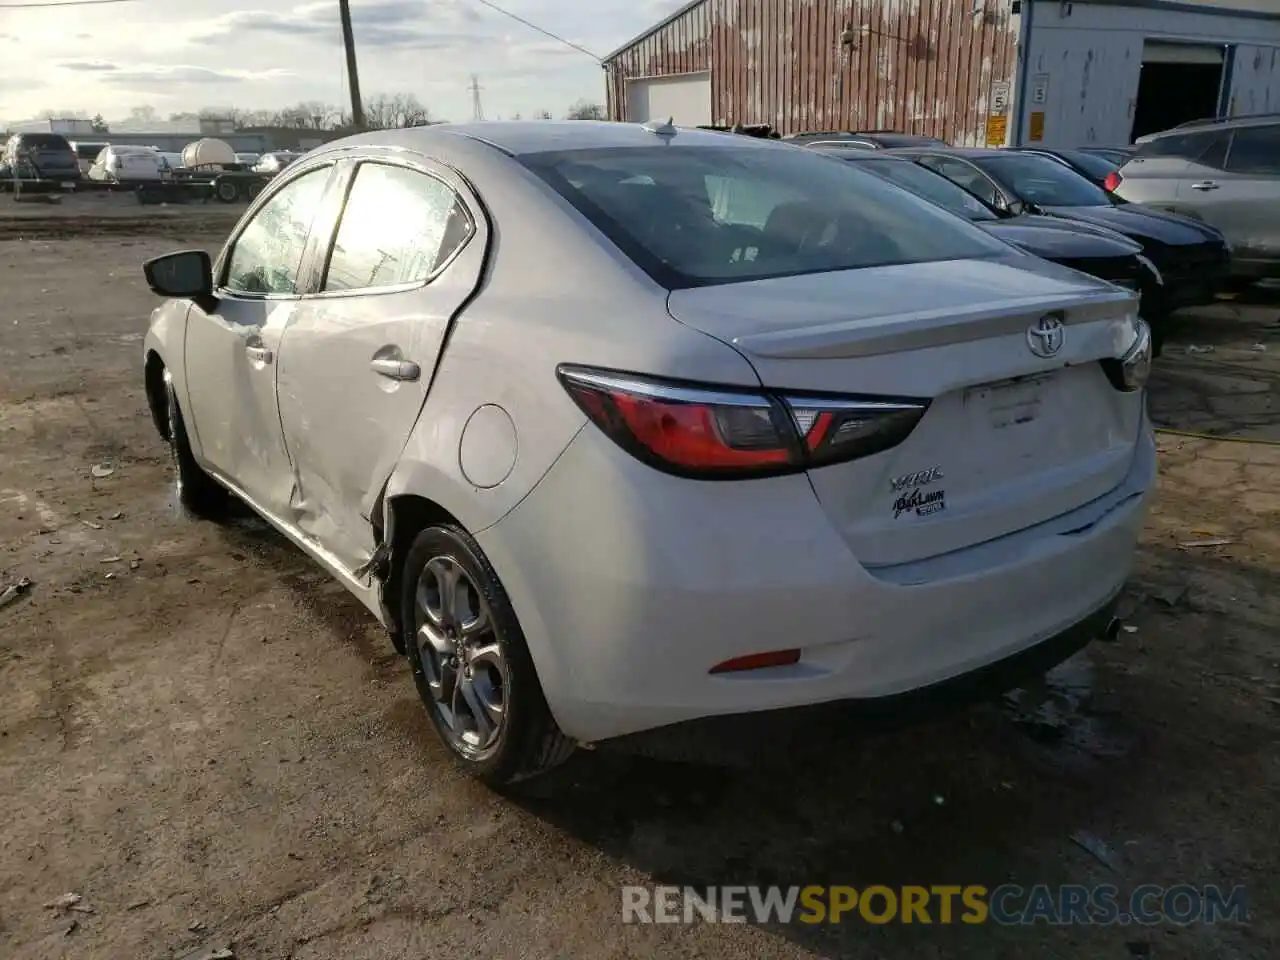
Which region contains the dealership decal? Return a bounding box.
[890,466,944,492]
[893,487,946,519]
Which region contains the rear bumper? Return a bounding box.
[603,595,1119,762]
[477,410,1157,744]
[1153,245,1230,311]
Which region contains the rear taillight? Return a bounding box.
[1100,319,1153,390]
[557,365,929,479]
[1103,171,1122,192]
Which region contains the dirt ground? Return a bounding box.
[1,213,1278,960]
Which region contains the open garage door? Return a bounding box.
[625,72,712,126]
[1132,41,1225,140]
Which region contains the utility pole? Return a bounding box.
[470,75,485,121]
[338,0,365,130]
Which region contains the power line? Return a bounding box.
[0,0,138,8]
[462,0,600,62]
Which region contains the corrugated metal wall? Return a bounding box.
[604,0,1018,145]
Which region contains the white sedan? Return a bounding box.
[89,145,166,182]
[139,121,1155,785]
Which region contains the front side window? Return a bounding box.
[1226,125,1280,175]
[323,163,474,293]
[223,166,331,296]
[520,144,1006,288]
[972,154,1112,207]
[857,158,997,221]
[916,156,1002,206]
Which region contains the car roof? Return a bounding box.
[813,148,903,161]
[1144,112,1280,139]
[889,146,997,158]
[321,120,776,158]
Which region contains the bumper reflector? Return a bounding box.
[710,649,801,674]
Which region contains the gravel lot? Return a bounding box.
[1,212,1278,959]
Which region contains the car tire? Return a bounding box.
[165,381,229,519]
[400,523,574,786]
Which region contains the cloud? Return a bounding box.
[61,61,120,73]
[192,0,486,51]
[59,60,292,85]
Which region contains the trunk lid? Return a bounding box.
[667,256,1144,567]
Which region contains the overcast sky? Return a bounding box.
[0,0,687,124]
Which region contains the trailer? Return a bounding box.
[166,168,274,203]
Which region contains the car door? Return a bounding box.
[1120,130,1227,211]
[274,155,487,572]
[1176,123,1280,270]
[914,155,1006,209]
[183,162,341,517]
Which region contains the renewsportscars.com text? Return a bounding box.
[622,884,1248,926]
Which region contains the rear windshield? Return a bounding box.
[520,144,1006,288]
[850,157,998,222]
[20,134,71,150]
[1054,149,1120,179]
[974,153,1112,207]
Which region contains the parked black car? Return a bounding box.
[1010,147,1124,188]
[786,130,946,150]
[823,151,1163,338]
[2,132,81,184]
[888,147,1230,322]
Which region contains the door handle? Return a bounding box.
[370,357,421,382]
[245,344,273,364]
[1190,181,1220,191]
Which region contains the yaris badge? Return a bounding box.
[1026,314,1065,358]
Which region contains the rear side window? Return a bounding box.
[20,134,71,150]
[322,163,474,293]
[1226,125,1280,174]
[520,145,1005,289]
[1136,130,1227,163]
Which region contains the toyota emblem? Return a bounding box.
[1026,314,1066,358]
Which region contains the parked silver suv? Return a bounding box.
[1109,115,1280,282]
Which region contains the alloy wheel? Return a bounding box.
[413,555,508,759]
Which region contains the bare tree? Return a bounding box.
[358,93,433,130]
[36,108,90,120]
[127,105,158,125]
[565,100,605,120]
[533,109,553,120]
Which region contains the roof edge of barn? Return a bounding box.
[602,0,710,64]
[1078,0,1280,21]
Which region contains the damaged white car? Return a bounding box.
[141,121,1155,785]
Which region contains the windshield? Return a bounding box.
[852,158,998,222]
[976,153,1112,207]
[520,145,1006,288]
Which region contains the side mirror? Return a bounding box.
[143,250,213,300]
[1005,198,1027,216]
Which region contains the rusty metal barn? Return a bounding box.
[603,0,1280,148]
